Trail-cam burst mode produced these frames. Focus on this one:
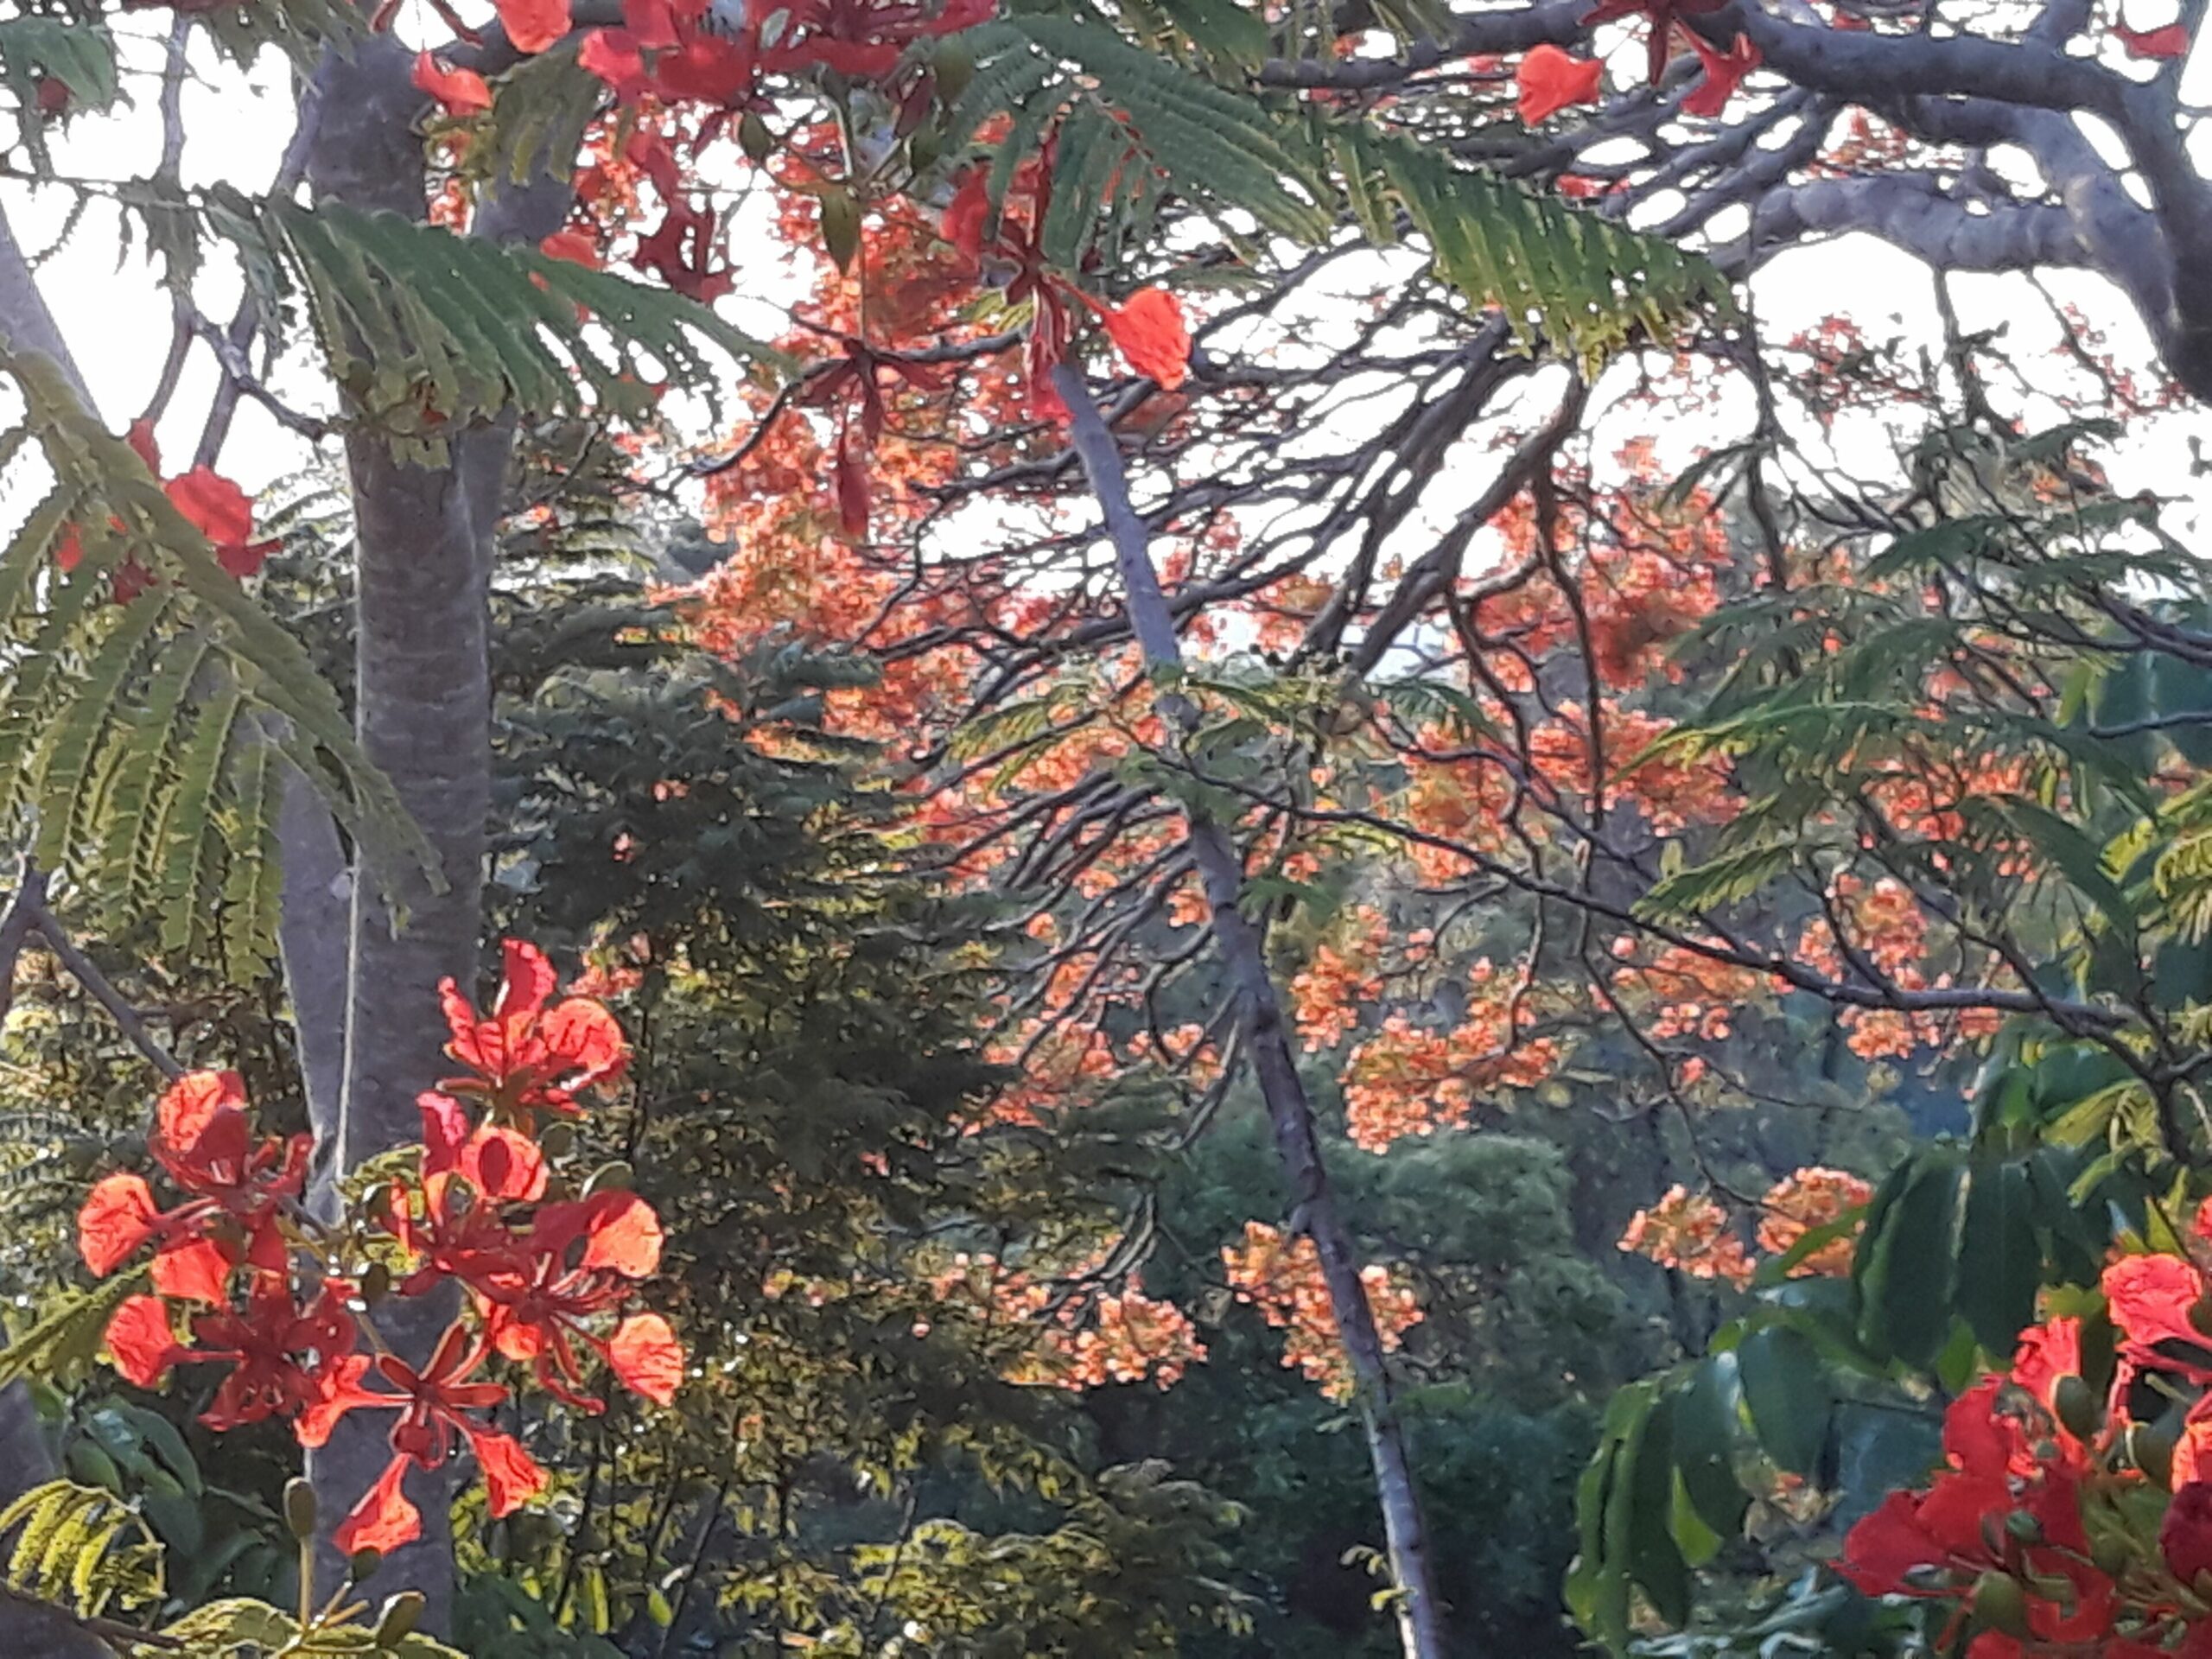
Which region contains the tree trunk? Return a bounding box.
[1049,363,1452,1659]
[302,38,569,1623]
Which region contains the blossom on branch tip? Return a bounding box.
[439,939,629,1128]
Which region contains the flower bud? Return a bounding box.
[931,38,974,105]
[907,123,943,173]
[283,1478,316,1541]
[738,112,773,167]
[584,1160,634,1196]
[817,188,861,275]
[360,1261,391,1306]
[2054,1374,2100,1441]
[1971,1571,2031,1638]
[347,1547,383,1583]
[2092,1534,2133,1578]
[375,1591,425,1644]
[2190,1292,2212,1338]
[538,1122,575,1160]
[2003,1510,2044,1544]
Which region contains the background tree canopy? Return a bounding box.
[0,0,2201,1654]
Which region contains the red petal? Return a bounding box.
[2105,1251,2206,1351]
[164,467,254,550]
[539,228,601,268]
[157,1070,247,1156]
[464,1125,548,1202]
[411,49,494,116]
[464,1427,547,1516]
[105,1296,184,1389]
[1514,45,1604,124]
[334,1456,422,1556]
[834,442,871,538]
[620,0,679,48]
[579,28,651,99]
[294,1353,387,1449]
[942,170,990,263]
[540,998,628,1082]
[496,939,558,1020]
[418,1092,473,1177]
[606,1313,683,1405]
[54,524,82,574]
[78,1173,158,1275]
[150,1236,232,1306]
[2116,18,2190,55]
[580,1191,664,1277]
[496,0,572,53]
[124,418,161,472]
[1101,288,1190,391]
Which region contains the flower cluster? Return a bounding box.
[1837,1203,2212,1655]
[79,941,683,1558]
[1618,1167,1872,1286]
[1220,1221,1422,1402]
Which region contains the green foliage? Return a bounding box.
[0,1478,162,1619]
[0,355,425,980]
[194,194,780,457]
[945,13,1730,362]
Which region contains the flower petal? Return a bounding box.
[580,1190,664,1278]
[496,0,573,53]
[334,1456,422,1556]
[411,49,494,116]
[156,1070,247,1158]
[1100,288,1190,391]
[150,1236,232,1306]
[464,1427,548,1516]
[105,1296,185,1389]
[496,939,559,1020]
[607,1313,684,1405]
[78,1173,158,1275]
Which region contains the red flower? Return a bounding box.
[539,227,601,268]
[439,941,628,1128]
[1514,45,1604,124]
[75,1071,309,1305]
[1681,31,1758,116]
[1840,1381,2110,1643]
[326,1321,548,1556]
[467,1188,678,1410]
[2115,17,2190,55]
[497,0,573,53]
[165,467,275,579]
[103,1281,361,1438]
[412,50,494,117]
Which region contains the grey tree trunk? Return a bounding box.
[1049,363,1452,1659]
[302,38,568,1624]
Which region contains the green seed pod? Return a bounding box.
[584,1160,635,1196]
[375,1591,426,1644]
[283,1478,317,1541]
[2053,1373,2099,1441]
[1971,1572,2031,1639]
[2133,1419,2179,1489]
[817,189,862,275]
[2091,1533,2132,1579]
[931,38,974,105]
[739,111,774,167]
